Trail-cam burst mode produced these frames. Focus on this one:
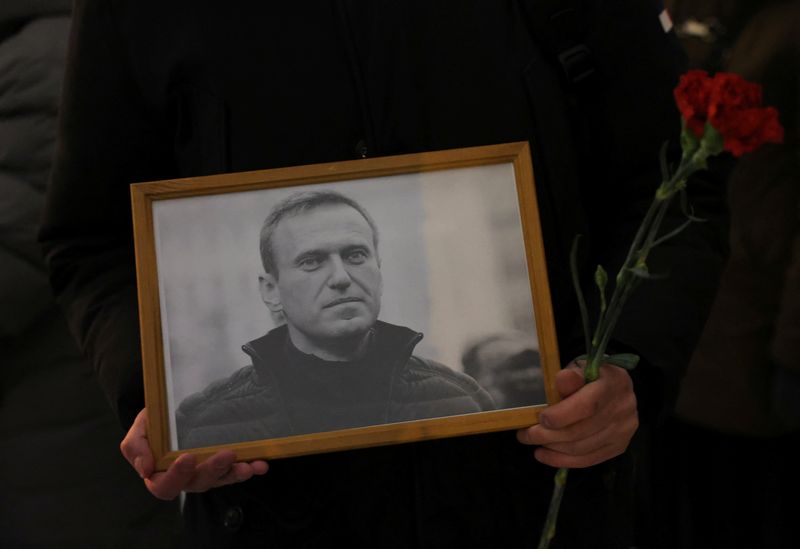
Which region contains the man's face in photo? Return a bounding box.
[266,203,383,347]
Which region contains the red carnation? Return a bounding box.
[674,70,713,137]
[707,73,784,156]
[674,71,784,157]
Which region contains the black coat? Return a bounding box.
[41,1,728,547]
[177,321,495,448]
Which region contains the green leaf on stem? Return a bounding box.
[573,353,640,370]
[700,122,724,157]
[605,353,640,370]
[629,265,668,280]
[651,217,694,248]
[680,189,706,222]
[680,120,700,158]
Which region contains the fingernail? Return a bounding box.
[540,414,553,429]
[134,456,144,478]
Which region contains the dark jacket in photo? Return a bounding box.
[177,321,494,448]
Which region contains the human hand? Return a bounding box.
[120,409,269,500]
[516,362,638,468]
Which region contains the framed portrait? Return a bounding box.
[131,142,561,470]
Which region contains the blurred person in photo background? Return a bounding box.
[0,1,179,546]
[461,332,545,410]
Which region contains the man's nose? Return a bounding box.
[326,255,352,289]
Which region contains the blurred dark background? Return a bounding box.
[0,2,180,547]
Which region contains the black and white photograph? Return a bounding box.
[150,161,546,452]
[130,143,560,463]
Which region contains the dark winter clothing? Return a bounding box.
[40,1,728,547]
[177,321,494,449]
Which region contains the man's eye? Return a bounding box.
[346,250,368,264]
[298,257,322,270]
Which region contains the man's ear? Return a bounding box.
[259,274,282,313]
[374,252,383,298]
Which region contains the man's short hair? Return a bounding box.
[259,190,380,277]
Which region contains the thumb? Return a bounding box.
[121,408,155,479]
[555,365,586,398]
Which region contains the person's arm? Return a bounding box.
[40,0,266,497]
[40,0,172,427]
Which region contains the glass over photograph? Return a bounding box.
[150,162,545,451]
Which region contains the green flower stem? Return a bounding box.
[618,195,663,282]
[585,194,665,380]
[642,197,672,254]
[588,194,672,380]
[570,236,592,357]
[537,467,569,549]
[538,146,714,549]
[590,155,700,377]
[590,267,609,352]
[587,273,642,379]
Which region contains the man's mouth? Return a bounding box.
[323,297,364,309]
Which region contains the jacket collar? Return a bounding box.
[242,320,424,376]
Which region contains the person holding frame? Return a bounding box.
[40,1,727,547]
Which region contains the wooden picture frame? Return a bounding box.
[131,141,561,470]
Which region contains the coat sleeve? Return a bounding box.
[39,0,173,428]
